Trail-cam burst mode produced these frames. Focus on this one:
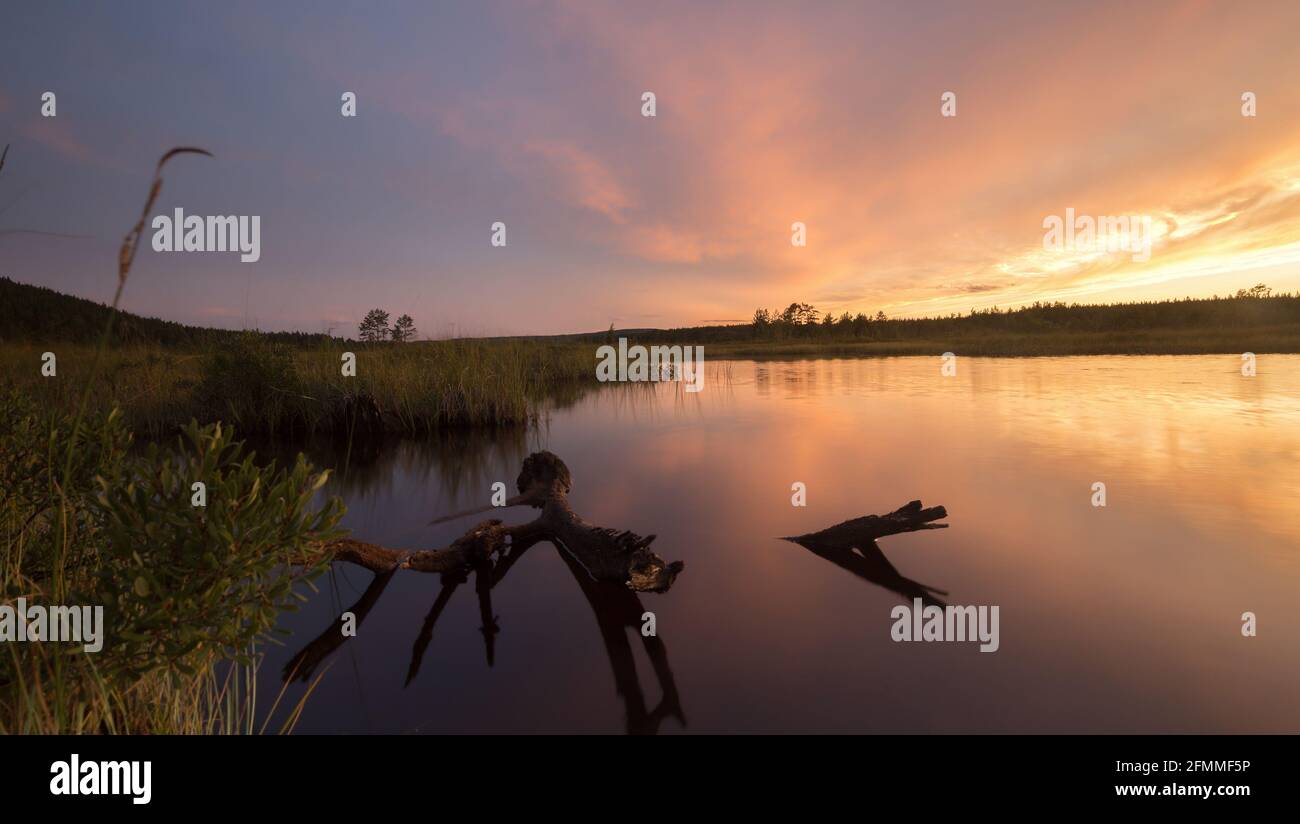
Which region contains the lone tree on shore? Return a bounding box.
[391,314,417,342]
[358,308,391,342]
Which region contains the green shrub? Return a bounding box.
[0,390,344,732]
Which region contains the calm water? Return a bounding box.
[259,355,1300,734]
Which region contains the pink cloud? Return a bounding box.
[19,119,96,166]
[275,0,1300,326]
[524,140,633,223]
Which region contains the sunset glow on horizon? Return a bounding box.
[4,0,1300,334]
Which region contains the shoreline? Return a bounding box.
[4,331,1296,439]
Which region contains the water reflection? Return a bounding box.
[785,529,950,607]
[556,548,685,735]
[260,355,1300,734]
[285,530,687,735]
[250,426,533,503]
[276,435,690,735]
[284,568,396,683]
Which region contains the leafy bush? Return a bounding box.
[0,390,344,731]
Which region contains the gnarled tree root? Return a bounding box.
[313,451,683,592]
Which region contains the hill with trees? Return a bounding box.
[5,274,1299,354]
[0,276,334,347]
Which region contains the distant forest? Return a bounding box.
[587,286,1300,345]
[0,277,334,346]
[4,275,1298,348]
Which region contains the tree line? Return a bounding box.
[742,286,1298,342]
[750,302,889,339]
[358,308,418,342]
[594,286,1299,346]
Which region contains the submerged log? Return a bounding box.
[314,451,683,593]
[783,500,950,607]
[784,500,948,548]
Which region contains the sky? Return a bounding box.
[3,0,1300,336]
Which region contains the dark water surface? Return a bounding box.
[258,356,1300,734]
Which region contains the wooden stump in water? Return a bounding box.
[311,450,684,593]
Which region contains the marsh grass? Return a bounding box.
[296,338,597,432]
[9,315,1291,444]
[1,146,340,734]
[3,630,325,735]
[1,338,599,439]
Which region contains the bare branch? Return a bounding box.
[319,451,683,593]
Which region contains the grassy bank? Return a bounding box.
[7,278,1300,443]
[6,322,1297,442]
[1,336,597,439]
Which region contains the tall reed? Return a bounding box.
[1,148,339,733]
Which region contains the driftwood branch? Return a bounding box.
[315,451,682,593]
[784,500,948,547]
[286,456,687,733]
[784,500,950,607]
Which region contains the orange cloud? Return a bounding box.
[350,0,1300,325]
